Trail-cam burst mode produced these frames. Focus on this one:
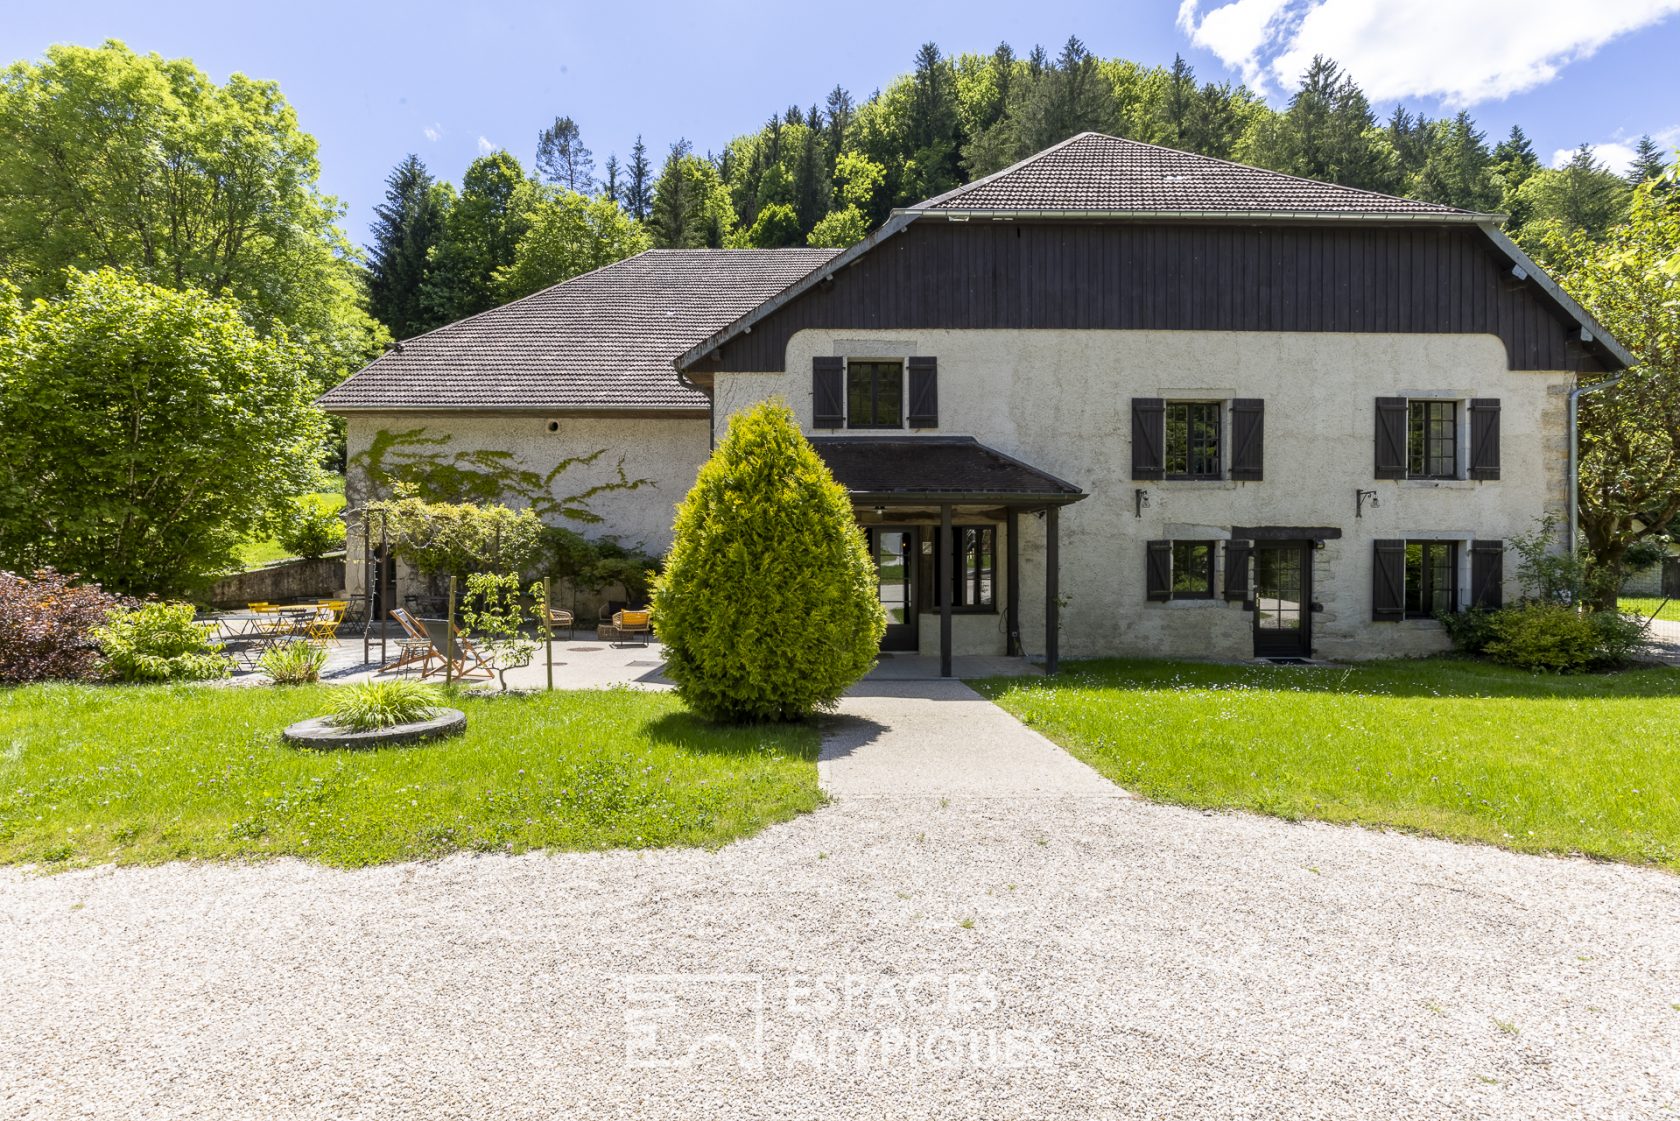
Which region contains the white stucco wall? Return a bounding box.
[712,329,1571,661]
[340,411,710,604]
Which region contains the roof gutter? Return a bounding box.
[1568,373,1626,560]
[674,210,920,371]
[902,207,1501,225]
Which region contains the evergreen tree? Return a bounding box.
[1415,111,1498,211]
[649,140,737,248]
[1158,54,1196,148]
[623,135,653,221]
[823,85,854,174]
[421,151,532,324]
[366,154,449,339]
[601,154,621,203]
[1249,57,1395,193]
[535,115,594,191]
[1492,125,1543,227]
[1627,134,1669,186]
[905,42,963,202]
[792,105,830,232]
[1386,106,1434,191]
[1514,145,1633,250]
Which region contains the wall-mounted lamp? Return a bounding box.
[1355,489,1380,518]
[1134,488,1151,518]
[873,505,886,519]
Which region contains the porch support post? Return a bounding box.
[1005,508,1021,657]
[1045,505,1060,675]
[939,503,953,678]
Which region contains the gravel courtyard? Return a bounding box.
[3,686,1678,1119]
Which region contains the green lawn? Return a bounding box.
[1620,596,1680,623]
[0,685,820,868]
[978,659,1680,871]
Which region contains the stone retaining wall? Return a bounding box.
[207,554,345,608]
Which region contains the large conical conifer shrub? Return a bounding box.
[654,399,885,722]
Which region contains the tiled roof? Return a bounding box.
[810,437,1083,502]
[318,248,841,412]
[914,132,1475,218]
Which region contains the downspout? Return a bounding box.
[676,368,715,452]
[1568,372,1625,558]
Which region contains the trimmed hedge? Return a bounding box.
[654,400,885,722]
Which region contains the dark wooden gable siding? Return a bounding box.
[701,220,1601,374]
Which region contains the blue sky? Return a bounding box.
[5,1,1679,244]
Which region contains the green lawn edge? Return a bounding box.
[0,684,822,870]
[976,657,1680,872]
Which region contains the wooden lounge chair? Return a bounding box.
[381,608,443,676]
[432,623,496,682]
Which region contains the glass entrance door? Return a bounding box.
[1253,541,1312,657]
[870,527,918,651]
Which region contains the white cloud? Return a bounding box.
[1179,0,1680,105]
[1552,125,1680,173]
[476,136,497,155]
[423,125,442,143]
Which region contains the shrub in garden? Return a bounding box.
[259,641,328,685]
[277,496,346,561]
[93,601,229,682]
[653,399,885,722]
[1480,602,1628,673]
[0,568,124,683]
[459,572,537,691]
[329,680,442,731]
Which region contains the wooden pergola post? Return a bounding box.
[1005,507,1021,657]
[939,503,953,678]
[1045,506,1060,675]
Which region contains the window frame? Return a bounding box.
[1163,400,1223,480]
[845,359,905,430]
[1403,539,1460,619]
[1406,399,1460,480]
[1169,540,1216,600]
[921,524,998,614]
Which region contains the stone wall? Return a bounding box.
[207,554,346,609]
[713,328,1573,662]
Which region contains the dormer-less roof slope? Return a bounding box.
[319,248,842,413]
[678,133,1633,372]
[916,132,1478,218]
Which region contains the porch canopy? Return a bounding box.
[809,436,1085,676]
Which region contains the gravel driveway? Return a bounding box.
[3,686,1678,1119]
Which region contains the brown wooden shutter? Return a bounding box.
[812,356,844,428]
[1132,398,1164,480]
[1146,540,1172,602]
[1469,398,1501,480]
[1470,540,1504,609]
[1372,539,1405,621]
[1223,539,1252,603]
[1230,399,1264,481]
[907,356,938,428]
[1375,398,1407,479]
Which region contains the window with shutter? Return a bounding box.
[1374,398,1407,479]
[1230,399,1264,481]
[1372,539,1405,621]
[812,357,844,428]
[907,357,938,428]
[1132,398,1164,480]
[1224,540,1252,603]
[1470,540,1504,608]
[1469,399,1501,481]
[1145,540,1172,601]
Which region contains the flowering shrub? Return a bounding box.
[0,569,124,683]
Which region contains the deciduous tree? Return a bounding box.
[0,270,325,594]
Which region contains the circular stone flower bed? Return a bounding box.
[281,708,466,750]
